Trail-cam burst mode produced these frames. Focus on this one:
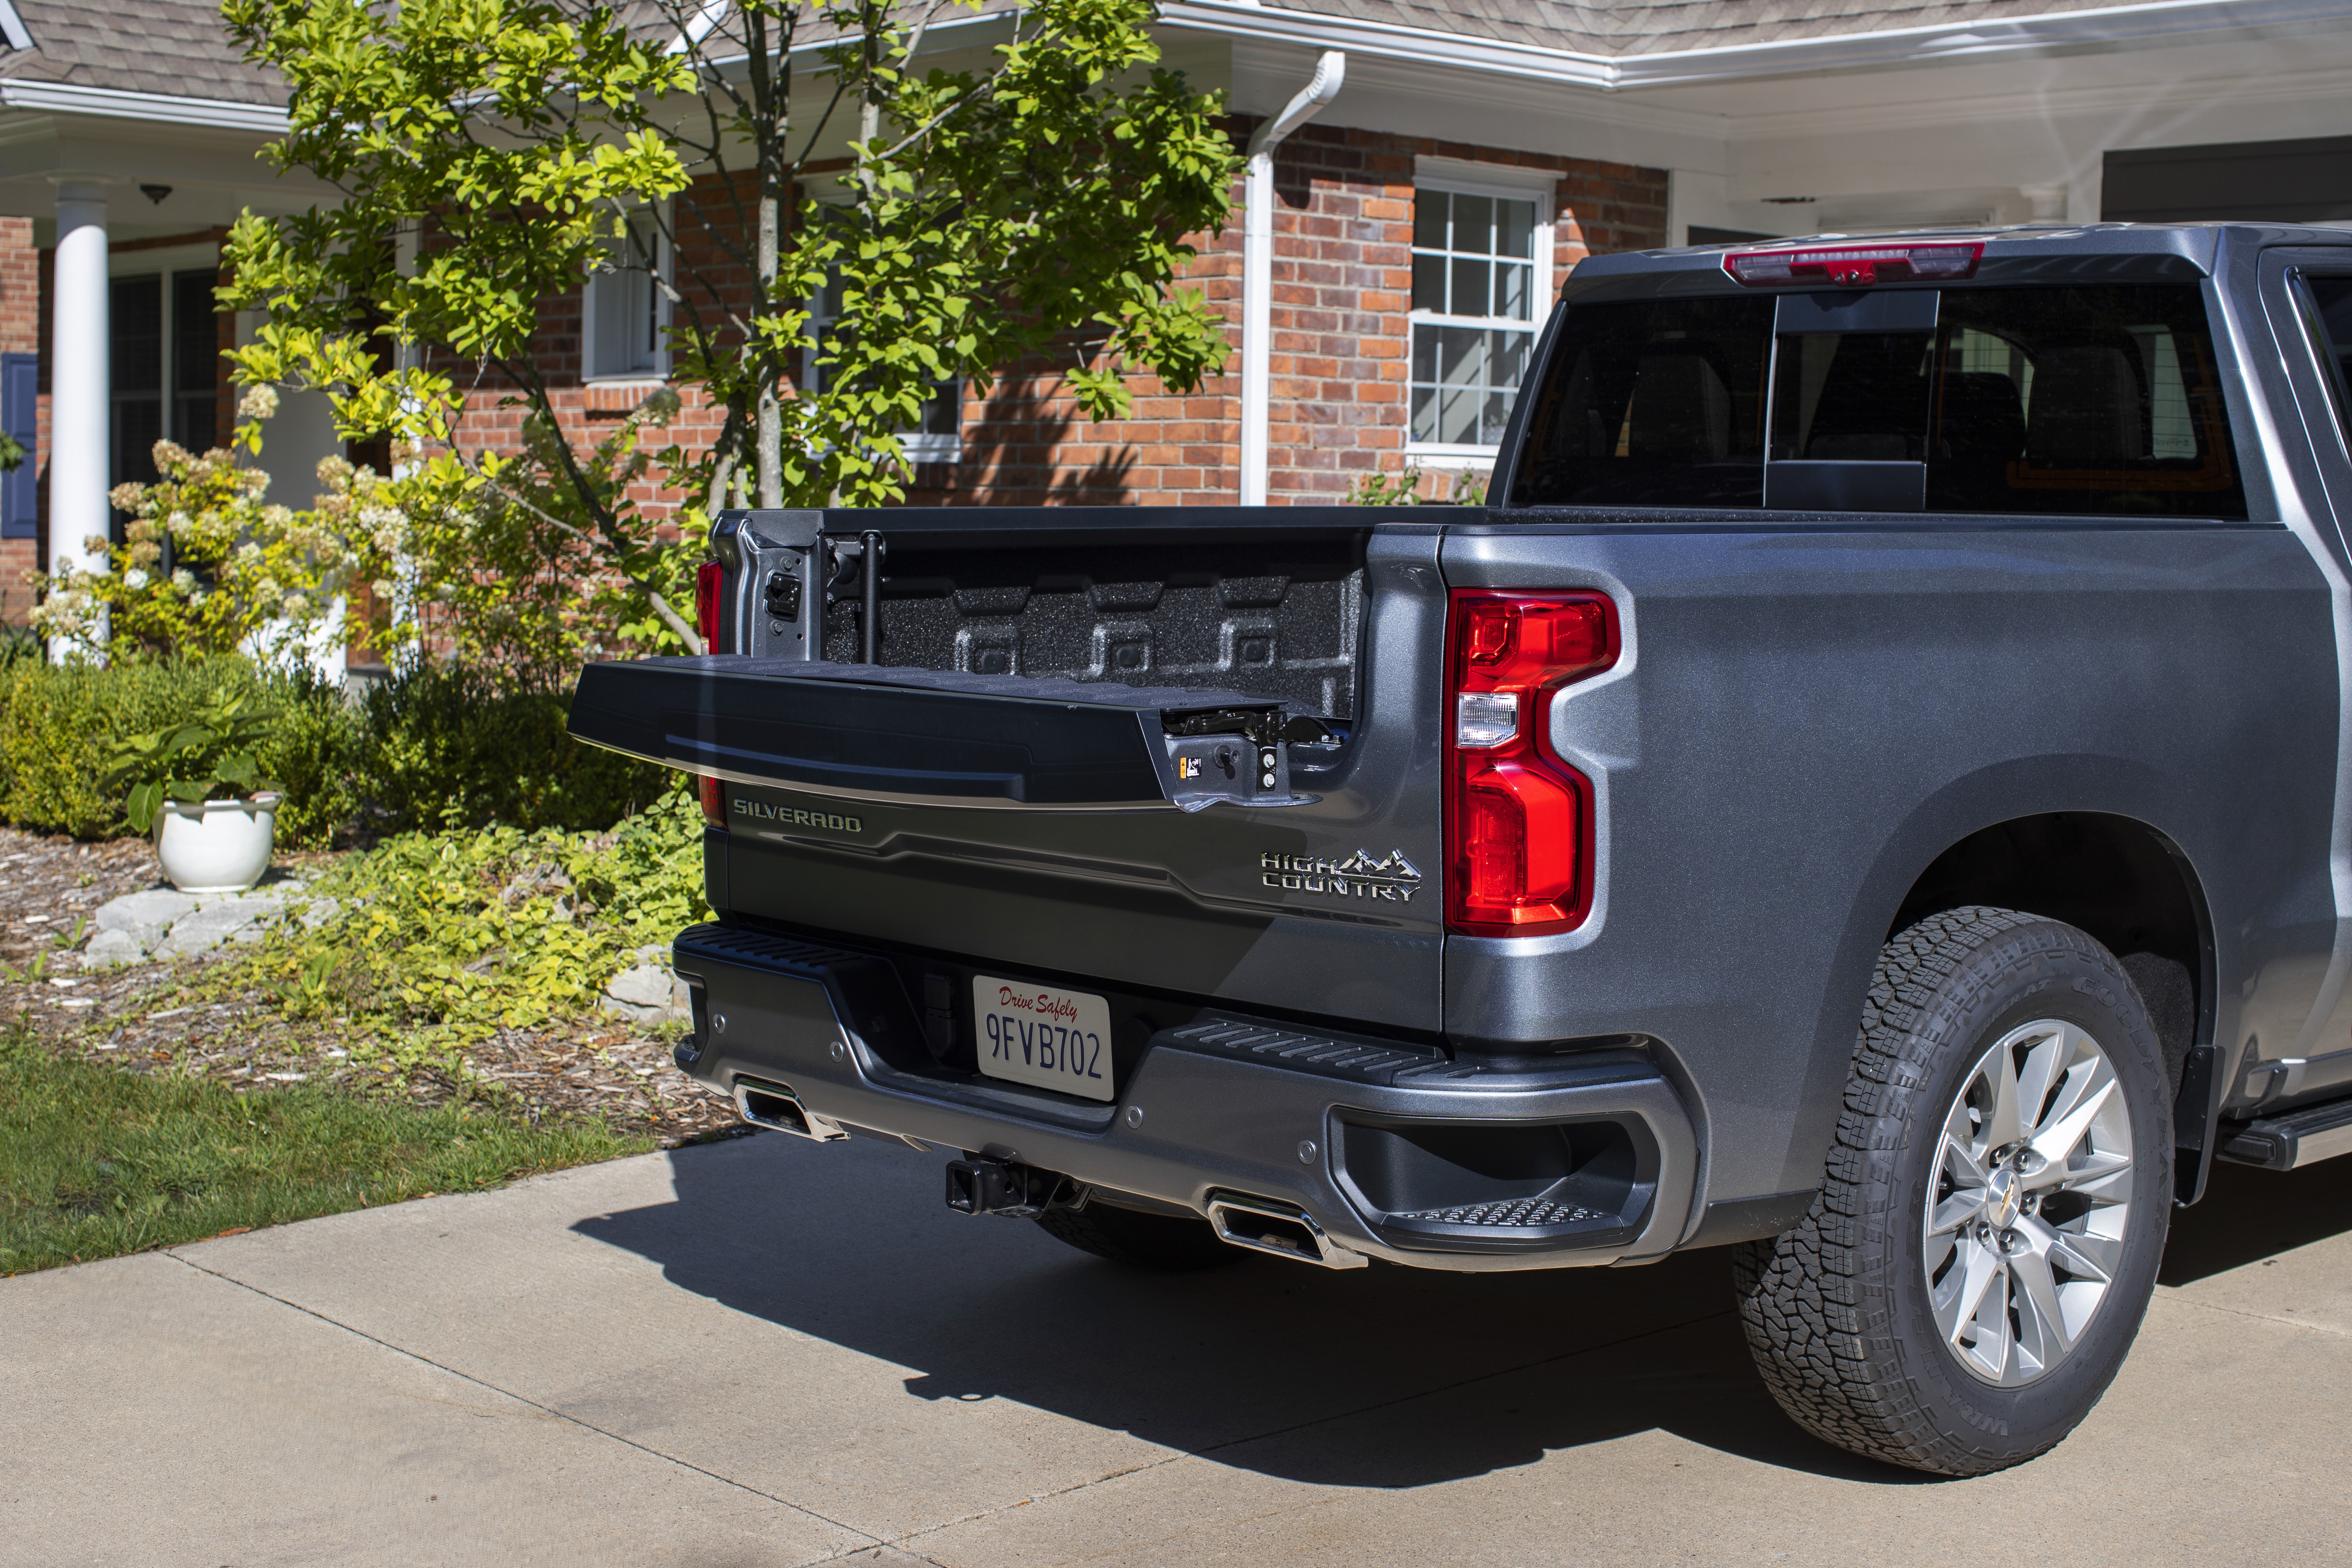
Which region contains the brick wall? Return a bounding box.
[918,123,1666,506]
[436,128,1668,513]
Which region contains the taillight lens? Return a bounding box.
[698,773,726,829]
[1444,591,1617,937]
[695,559,726,654]
[1722,240,1981,288]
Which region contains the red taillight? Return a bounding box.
[698,773,726,829]
[695,559,726,654]
[1444,591,1617,937]
[1723,240,1981,288]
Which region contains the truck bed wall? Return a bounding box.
[1441,516,2336,1202]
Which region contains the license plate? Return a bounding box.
[973,976,1115,1101]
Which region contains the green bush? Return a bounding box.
[0,656,658,845]
[354,663,670,833]
[230,785,708,1059]
[0,657,343,842]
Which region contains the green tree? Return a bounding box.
[221,0,1241,657]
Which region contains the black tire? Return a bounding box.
[1734,906,2172,1476]
[1034,1200,1239,1271]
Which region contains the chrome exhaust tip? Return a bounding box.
[733,1076,848,1142]
[1205,1191,1367,1269]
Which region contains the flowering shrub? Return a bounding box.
[374,391,700,689]
[30,388,399,662]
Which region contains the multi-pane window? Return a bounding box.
[1410,187,1542,448]
[583,208,667,381]
[805,264,961,462]
[110,266,221,535]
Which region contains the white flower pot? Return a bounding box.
[153,796,279,894]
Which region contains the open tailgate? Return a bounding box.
[568,657,1327,811]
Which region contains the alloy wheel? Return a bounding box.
[1923,1017,2135,1387]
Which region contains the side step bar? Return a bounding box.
[2218,1094,2352,1170]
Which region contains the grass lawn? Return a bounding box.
[1,1032,653,1274]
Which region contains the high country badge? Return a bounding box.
[1261,850,1422,903]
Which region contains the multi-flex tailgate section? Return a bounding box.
[567,657,1325,810]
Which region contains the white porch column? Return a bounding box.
[49,179,110,627]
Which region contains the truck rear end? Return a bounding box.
[571,219,2339,1303]
[571,506,1692,1269]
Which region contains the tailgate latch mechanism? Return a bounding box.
[1157,706,1334,812]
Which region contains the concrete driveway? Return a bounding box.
[7,1129,2352,1568]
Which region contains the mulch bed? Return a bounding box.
[0,828,744,1148]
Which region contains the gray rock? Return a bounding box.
[297,894,343,930]
[78,928,150,971]
[599,951,692,1025]
[93,889,200,949]
[154,901,266,959]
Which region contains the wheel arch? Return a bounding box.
[1785,757,2222,1211]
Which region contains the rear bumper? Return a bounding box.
[671,922,1700,1272]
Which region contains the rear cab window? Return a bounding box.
[1508,280,2247,518]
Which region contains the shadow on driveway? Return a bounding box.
[2159,1151,2352,1285]
[574,1132,1927,1489]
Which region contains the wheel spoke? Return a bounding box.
[2030,1073,2118,1169]
[2012,1026,2067,1144]
[2048,1223,2121,1285]
[1981,1036,2025,1151]
[1939,1095,1990,1187]
[1928,1191,1983,1237]
[1936,1233,2005,1350]
[2037,1147,2132,1200]
[2009,1241,2073,1368]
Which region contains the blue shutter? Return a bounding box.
[0,353,35,540]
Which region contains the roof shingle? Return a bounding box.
[0,0,285,105]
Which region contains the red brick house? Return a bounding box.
[4,0,2352,632]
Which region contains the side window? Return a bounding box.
[1926,287,2242,516]
[584,208,668,382]
[2300,276,2352,442]
[803,263,962,463]
[1410,186,1545,451]
[1505,294,1772,508]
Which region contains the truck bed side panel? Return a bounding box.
[1442,519,2335,1205]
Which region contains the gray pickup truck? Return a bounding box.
[573,222,2352,1476]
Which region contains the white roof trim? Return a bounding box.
[0,80,288,132]
[0,1,32,53]
[1164,0,2352,89]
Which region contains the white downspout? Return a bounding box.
[1240,51,1344,507]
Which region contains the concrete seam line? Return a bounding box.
[881,1306,1736,1557]
[2154,1290,2351,1337]
[162,1249,889,1548]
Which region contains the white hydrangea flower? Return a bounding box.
[122,568,150,591]
[172,569,197,594]
[238,384,280,421]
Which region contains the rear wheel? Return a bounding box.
[1735,906,2171,1475]
[1034,1200,1239,1271]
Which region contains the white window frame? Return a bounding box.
[581,202,672,385]
[1406,158,1556,463]
[802,256,963,464]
